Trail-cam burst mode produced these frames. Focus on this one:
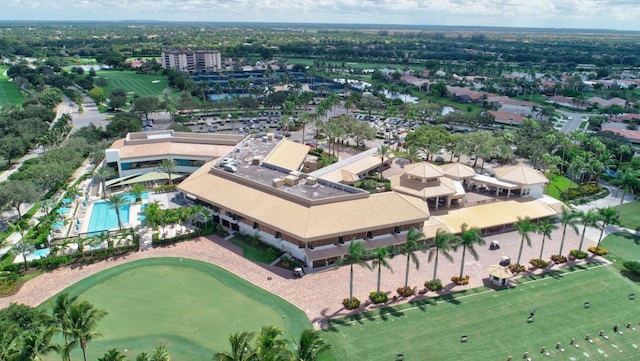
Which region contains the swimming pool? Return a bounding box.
[57,207,70,214]
[53,221,65,228]
[27,248,50,261]
[86,200,131,235]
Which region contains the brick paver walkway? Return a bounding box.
[0,226,606,329]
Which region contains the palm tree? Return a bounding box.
[454,223,485,278]
[335,240,372,305]
[595,207,618,249]
[159,159,177,186]
[613,168,640,217]
[255,326,290,361]
[14,240,35,270]
[514,217,537,266]
[0,323,20,361]
[577,209,599,252]
[94,166,114,199]
[295,329,331,361]
[557,207,580,257]
[97,348,127,361]
[401,228,425,290]
[18,327,59,361]
[105,194,129,230]
[65,301,108,361]
[428,229,455,282]
[536,219,557,261]
[150,345,171,361]
[371,246,393,296]
[376,144,392,178]
[51,293,78,357]
[214,331,257,361]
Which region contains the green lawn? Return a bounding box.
[322,265,640,361]
[545,173,576,200]
[227,235,279,264]
[618,202,640,230]
[602,233,640,262]
[94,70,175,102]
[0,65,24,107]
[41,258,310,361]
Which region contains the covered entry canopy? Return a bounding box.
[107,171,184,188]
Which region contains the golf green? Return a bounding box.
[322,265,640,361]
[0,65,24,106]
[42,258,311,361]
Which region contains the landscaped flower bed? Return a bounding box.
[424,279,443,291]
[450,275,470,285]
[588,246,608,256]
[369,291,388,304]
[396,286,415,297]
[550,254,567,264]
[508,264,526,274]
[529,258,549,269]
[342,297,361,310]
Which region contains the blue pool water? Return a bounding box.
[57,207,70,214]
[87,200,131,235]
[27,248,50,261]
[63,197,73,204]
[53,221,64,228]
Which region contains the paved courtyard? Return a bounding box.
[0,220,614,329]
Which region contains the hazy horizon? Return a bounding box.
[3,0,640,32]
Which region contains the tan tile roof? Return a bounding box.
[318,154,390,183]
[178,162,430,242]
[390,174,456,199]
[110,138,233,160]
[434,199,558,233]
[264,139,309,171]
[440,163,476,179]
[404,162,444,179]
[493,165,548,185]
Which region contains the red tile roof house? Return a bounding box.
[489,110,525,126]
[447,86,483,103]
[602,125,640,144]
[612,114,640,123]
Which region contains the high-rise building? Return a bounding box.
[161,49,221,73]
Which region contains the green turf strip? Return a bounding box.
[322,264,640,361]
[41,258,311,361]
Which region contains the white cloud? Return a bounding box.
[2,0,640,30]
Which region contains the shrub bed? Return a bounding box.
[550,254,568,264]
[450,275,470,285]
[508,264,526,274]
[623,261,640,276]
[588,246,609,256]
[369,291,388,304]
[424,279,443,291]
[570,249,588,259]
[396,286,415,297]
[529,258,549,269]
[342,297,361,310]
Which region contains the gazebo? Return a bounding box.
[487,264,513,286]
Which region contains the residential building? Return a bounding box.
[161,49,222,73]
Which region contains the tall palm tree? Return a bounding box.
[255,326,290,361]
[105,194,129,230]
[428,229,455,282]
[401,228,425,290]
[514,217,537,266]
[454,223,485,278]
[335,240,372,304]
[0,323,20,361]
[595,207,618,249]
[371,246,393,296]
[94,166,114,199]
[577,209,599,252]
[295,329,331,361]
[65,301,108,361]
[557,207,580,257]
[51,293,78,359]
[613,168,640,217]
[214,331,257,361]
[536,219,557,261]
[14,240,35,270]
[159,159,177,186]
[376,144,392,178]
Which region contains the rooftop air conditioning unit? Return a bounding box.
[306,177,318,186]
[272,178,284,188]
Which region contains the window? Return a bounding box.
[394,226,400,234]
[338,235,344,244]
[253,222,259,229]
[366,231,372,239]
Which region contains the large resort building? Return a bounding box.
[161,49,222,73]
[107,131,564,269]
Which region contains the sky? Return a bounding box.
[3,0,640,31]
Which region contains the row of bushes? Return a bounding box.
[151,224,216,247]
